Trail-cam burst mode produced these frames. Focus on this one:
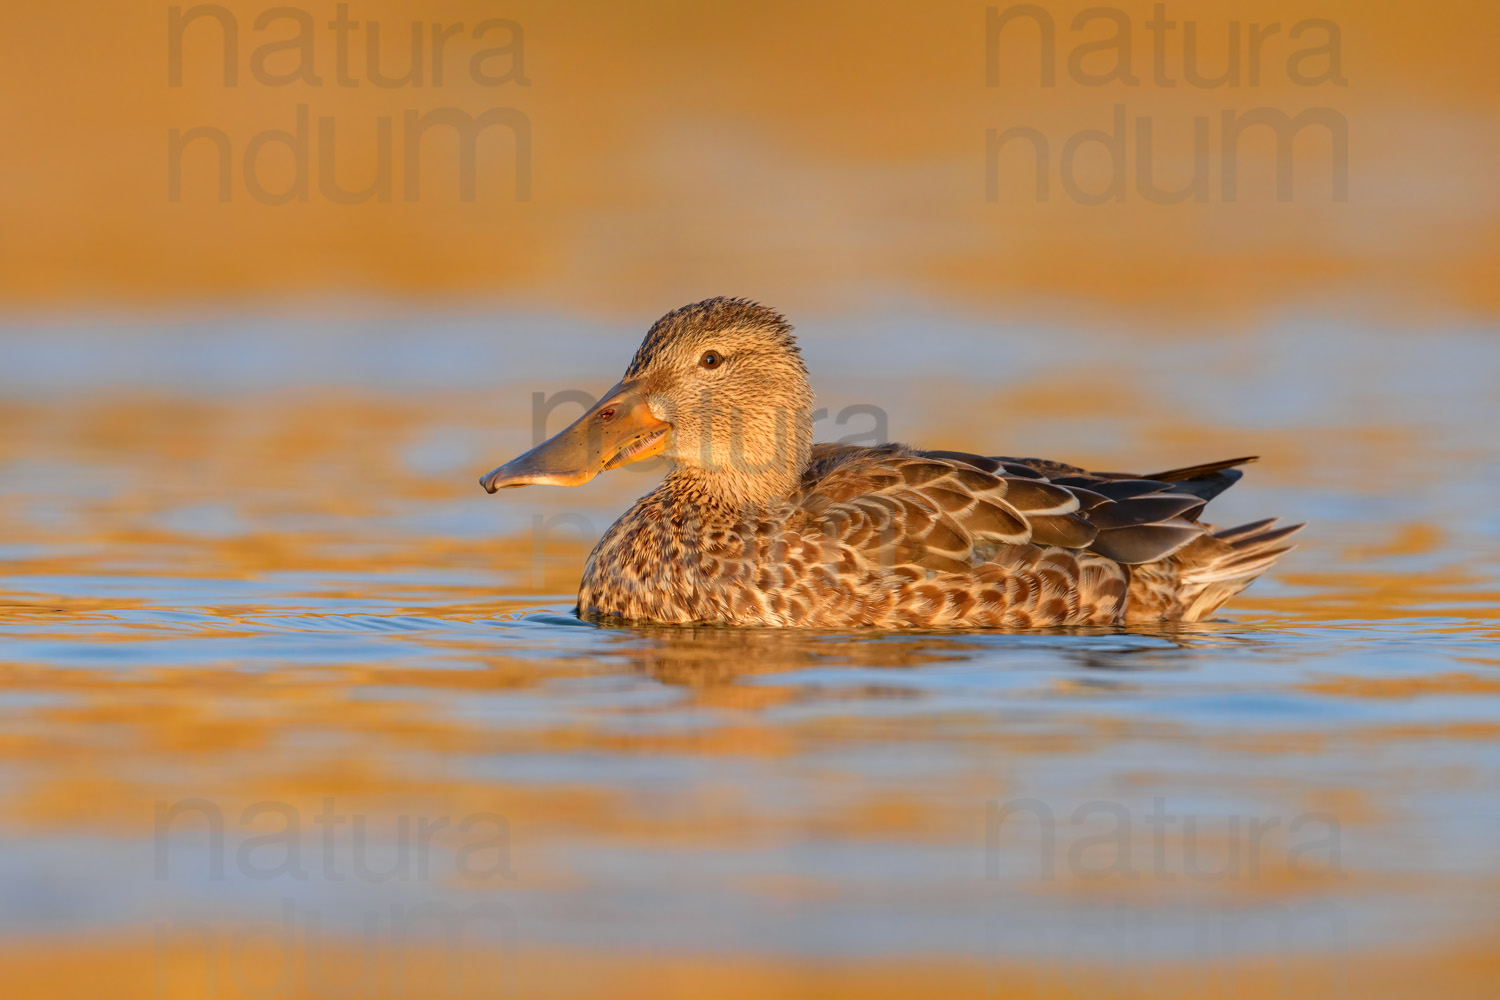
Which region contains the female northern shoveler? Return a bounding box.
[481,297,1300,627]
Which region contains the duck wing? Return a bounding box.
[777,445,1295,625]
[794,446,1286,568]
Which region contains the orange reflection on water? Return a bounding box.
[1,373,1498,997]
[4,933,1500,1000]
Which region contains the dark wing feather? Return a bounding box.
[1088,494,1206,529]
[1086,479,1175,501]
[1159,470,1244,503]
[1147,456,1258,481]
[1091,521,1204,563]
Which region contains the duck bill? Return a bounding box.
[479,382,672,493]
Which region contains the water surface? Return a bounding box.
[2,310,1498,997]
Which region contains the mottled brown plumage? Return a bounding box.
[483,297,1301,628]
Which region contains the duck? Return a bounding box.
[480,297,1301,628]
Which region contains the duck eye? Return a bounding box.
[699,351,723,369]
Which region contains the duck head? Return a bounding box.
[481,297,815,507]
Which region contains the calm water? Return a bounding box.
[2,309,1498,997]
